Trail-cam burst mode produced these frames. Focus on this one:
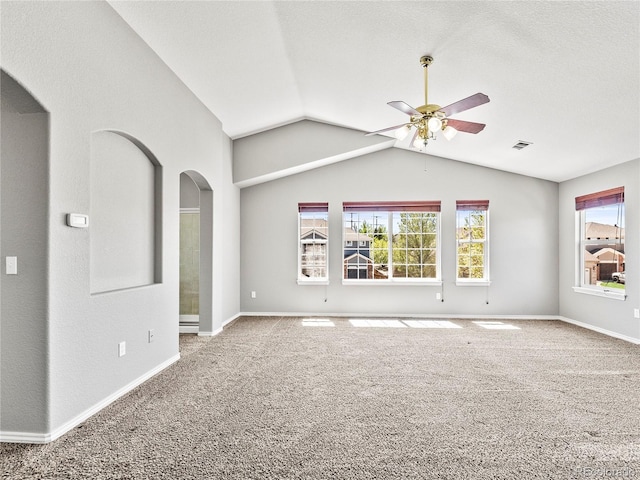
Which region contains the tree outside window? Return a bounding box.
[456,201,489,282]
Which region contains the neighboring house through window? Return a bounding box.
[298,202,329,283]
[575,187,625,299]
[456,200,489,284]
[342,201,441,282]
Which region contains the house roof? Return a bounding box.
[344,229,372,243]
[109,1,640,183]
[591,247,625,260]
[585,222,625,240]
[584,251,599,263]
[300,218,328,240]
[344,252,373,264]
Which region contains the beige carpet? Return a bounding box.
[2,317,640,479]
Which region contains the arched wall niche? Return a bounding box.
[90,130,163,294]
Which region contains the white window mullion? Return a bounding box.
[387,212,393,279]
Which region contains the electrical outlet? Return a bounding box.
[634,309,640,319]
[251,291,256,299]
[436,292,441,300]
[118,341,126,357]
[148,329,155,343]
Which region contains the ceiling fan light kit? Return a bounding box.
[367,55,490,150]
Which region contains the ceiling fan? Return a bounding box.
[366,55,490,149]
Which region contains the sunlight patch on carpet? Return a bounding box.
[403,320,462,329]
[349,319,407,328]
[473,321,520,330]
[302,318,335,327]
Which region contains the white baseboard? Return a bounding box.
[0,354,180,444]
[238,311,558,320]
[558,316,640,344]
[197,327,222,337]
[239,312,640,344]
[0,430,51,444]
[223,312,243,327]
[182,313,242,336]
[179,325,199,334]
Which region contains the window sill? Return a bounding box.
[572,286,626,301]
[342,279,443,286]
[297,279,329,286]
[456,280,491,287]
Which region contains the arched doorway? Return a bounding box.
[179,171,213,334]
[1,69,49,437]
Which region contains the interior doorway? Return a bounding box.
[179,171,213,334]
[180,208,200,331]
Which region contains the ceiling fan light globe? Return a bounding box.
[413,135,425,149]
[427,117,442,132]
[443,126,458,141]
[395,125,411,140]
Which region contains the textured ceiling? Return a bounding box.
[109,1,639,182]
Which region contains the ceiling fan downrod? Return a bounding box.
[420,55,433,106]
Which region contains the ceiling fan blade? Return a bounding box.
[446,118,486,134]
[388,101,422,117]
[365,123,409,136]
[409,128,419,146]
[438,93,489,117]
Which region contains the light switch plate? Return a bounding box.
[6,256,17,275]
[66,213,89,228]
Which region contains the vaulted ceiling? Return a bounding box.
[109,1,639,183]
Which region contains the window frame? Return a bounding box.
[455,200,490,286]
[573,187,626,301]
[298,202,329,285]
[342,201,442,285]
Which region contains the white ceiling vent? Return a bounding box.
[512,141,532,150]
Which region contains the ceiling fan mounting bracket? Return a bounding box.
[416,104,443,116]
[420,55,434,68]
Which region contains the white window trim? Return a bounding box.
[455,208,489,283]
[343,279,443,286]
[298,278,330,286]
[455,280,491,287]
[572,286,626,301]
[574,209,625,300]
[298,210,329,284]
[342,210,441,284]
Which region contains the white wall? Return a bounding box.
[559,159,640,342]
[0,1,240,441]
[240,141,559,317]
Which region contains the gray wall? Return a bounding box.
[233,119,394,187]
[559,159,640,341]
[1,1,240,439]
[240,145,559,316]
[1,81,49,434]
[180,173,200,209]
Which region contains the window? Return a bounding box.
[342,201,441,282]
[298,203,329,283]
[575,187,625,299]
[456,200,489,284]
